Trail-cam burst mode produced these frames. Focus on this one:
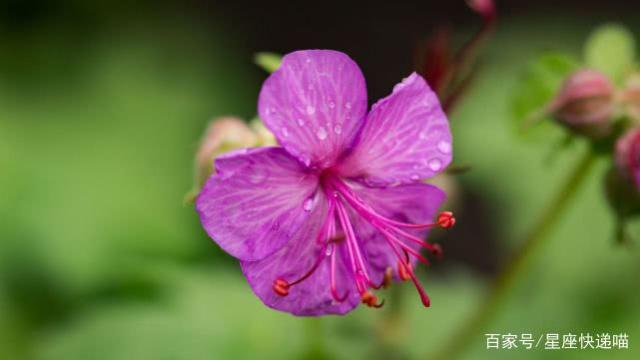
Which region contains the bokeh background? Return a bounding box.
[1,0,639,359]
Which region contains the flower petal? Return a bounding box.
[258,50,368,168]
[196,147,319,261]
[241,192,359,316]
[348,182,446,283]
[337,73,452,186]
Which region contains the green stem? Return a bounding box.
[431,150,597,360]
[373,284,407,359]
[301,317,329,360]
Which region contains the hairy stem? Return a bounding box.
[431,150,597,359]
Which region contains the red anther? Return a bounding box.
[361,291,385,308]
[369,277,385,290]
[382,267,393,289]
[431,243,444,258]
[437,211,456,229]
[272,278,290,297]
[398,261,412,281]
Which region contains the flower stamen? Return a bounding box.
[328,176,445,307]
[336,200,375,290]
[272,200,336,295]
[398,260,412,281]
[272,278,290,296]
[361,291,385,308]
[329,242,350,302]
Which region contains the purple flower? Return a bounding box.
[196,50,454,316]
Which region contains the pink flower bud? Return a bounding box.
[548,69,615,139]
[615,127,640,190]
[194,117,257,186]
[185,117,278,204]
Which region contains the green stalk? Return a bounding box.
[431,150,597,359]
[301,317,329,360]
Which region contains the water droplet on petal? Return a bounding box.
[411,174,420,180]
[419,131,428,140]
[249,169,268,184]
[297,118,305,126]
[345,101,352,109]
[306,105,316,115]
[333,125,342,134]
[437,140,451,154]
[316,127,328,140]
[428,158,442,172]
[282,127,289,137]
[328,101,335,109]
[303,198,314,212]
[325,243,333,256]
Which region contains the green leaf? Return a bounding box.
[584,23,636,82]
[510,52,579,138]
[254,52,282,73]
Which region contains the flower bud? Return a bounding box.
[548,69,615,139]
[184,117,257,204]
[614,127,640,190]
[185,117,279,203]
[604,167,640,244]
[194,117,258,186]
[249,118,277,146]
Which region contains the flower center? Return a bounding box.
[271,174,455,308]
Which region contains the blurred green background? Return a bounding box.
[0,1,638,359]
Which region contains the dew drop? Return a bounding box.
[297,118,305,126]
[345,101,352,109]
[303,198,314,212]
[437,140,451,154]
[316,127,328,140]
[428,158,442,171]
[333,125,342,134]
[306,105,316,115]
[328,101,335,109]
[419,131,428,140]
[249,169,268,184]
[282,127,289,137]
[325,243,333,256]
[411,174,420,181]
